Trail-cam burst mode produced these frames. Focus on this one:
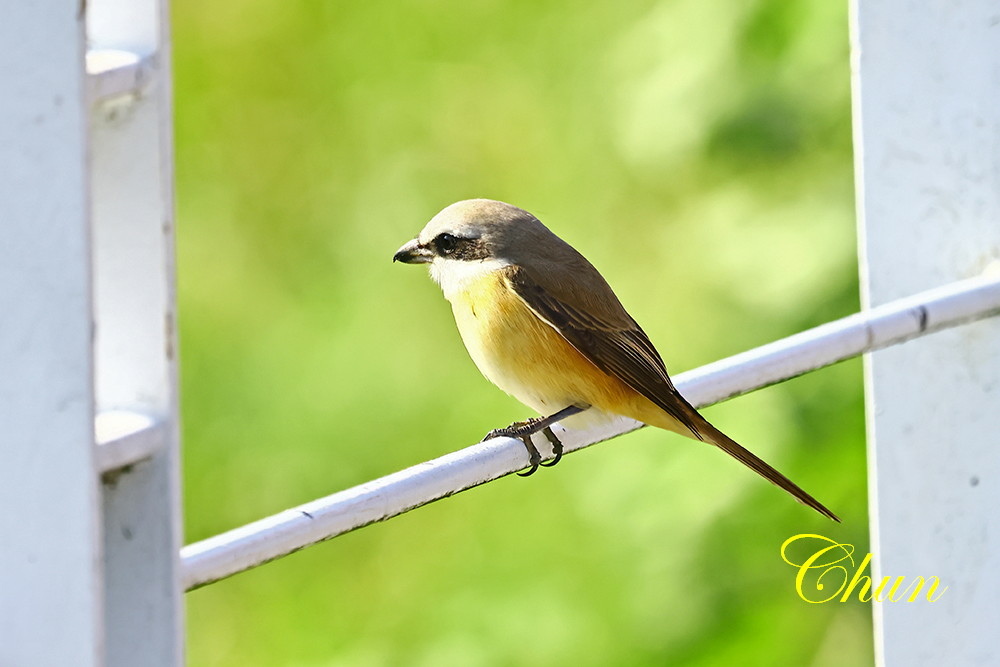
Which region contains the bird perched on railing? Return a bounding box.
[395,199,838,521]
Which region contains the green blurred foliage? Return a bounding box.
[173,0,872,664]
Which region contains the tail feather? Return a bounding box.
[683,406,840,522]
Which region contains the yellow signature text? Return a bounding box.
[780,534,947,604]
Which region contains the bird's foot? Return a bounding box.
[482,419,565,476]
[482,417,544,441]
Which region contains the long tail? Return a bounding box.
[678,402,840,522]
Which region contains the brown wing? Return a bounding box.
[502,264,703,439]
[503,263,840,522]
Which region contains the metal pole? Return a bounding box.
[0,4,102,664]
[852,0,1000,663]
[182,274,1000,590]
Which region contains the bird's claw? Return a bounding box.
[516,436,542,476]
[482,419,564,475]
[538,426,563,467]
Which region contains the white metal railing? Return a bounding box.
[5,0,995,663]
[853,1,1000,662]
[181,270,1000,591]
[87,0,184,659]
[86,45,174,481]
[2,0,181,660]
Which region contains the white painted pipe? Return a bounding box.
[181,271,1000,591]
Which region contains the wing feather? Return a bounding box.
[502,264,840,522]
[503,264,703,439]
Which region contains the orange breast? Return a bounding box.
[449,270,686,434]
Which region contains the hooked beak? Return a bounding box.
[393,238,433,264]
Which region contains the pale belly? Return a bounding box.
[447,270,647,429]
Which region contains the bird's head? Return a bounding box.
[393,199,557,298]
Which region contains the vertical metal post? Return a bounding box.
[0,5,103,666]
[89,0,183,663]
[852,1,1000,664]
[0,0,181,664]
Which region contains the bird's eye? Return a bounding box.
[435,233,459,255]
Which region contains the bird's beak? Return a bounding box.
[393,238,433,264]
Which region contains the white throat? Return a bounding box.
[429,257,511,301]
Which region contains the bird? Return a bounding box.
[393,199,839,521]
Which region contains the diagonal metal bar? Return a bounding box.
[181,271,1000,591]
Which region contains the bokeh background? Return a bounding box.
[173,0,872,664]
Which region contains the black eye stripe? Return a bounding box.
[434,232,460,254]
[431,233,491,261]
